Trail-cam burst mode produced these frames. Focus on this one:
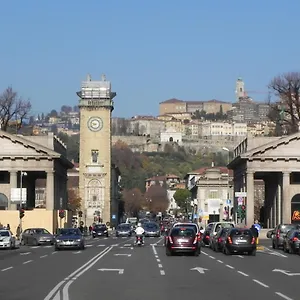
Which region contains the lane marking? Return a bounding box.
[52,252,57,255]
[31,246,39,249]
[237,271,249,277]
[156,259,161,262]
[201,251,208,255]
[158,264,163,268]
[1,267,13,272]
[226,265,234,269]
[209,256,215,259]
[20,252,31,256]
[85,245,93,247]
[23,260,33,265]
[237,255,244,258]
[40,255,48,258]
[217,260,223,264]
[124,244,131,247]
[73,251,81,254]
[275,292,293,300]
[44,247,111,300]
[45,246,52,248]
[253,279,269,288]
[160,270,165,275]
[97,245,106,247]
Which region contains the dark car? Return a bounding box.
[271,224,298,249]
[223,228,256,256]
[166,227,200,256]
[211,227,231,252]
[143,222,160,237]
[92,224,109,238]
[283,229,300,254]
[116,224,132,237]
[54,228,85,251]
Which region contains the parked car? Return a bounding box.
[21,228,55,246]
[223,228,256,256]
[283,229,300,254]
[166,226,200,256]
[0,230,16,249]
[92,224,109,238]
[55,228,85,251]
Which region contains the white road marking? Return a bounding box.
[201,251,208,255]
[253,279,269,288]
[97,245,106,247]
[157,259,161,262]
[51,252,57,255]
[209,256,215,259]
[237,271,249,277]
[73,251,81,254]
[45,246,52,248]
[217,260,223,264]
[85,245,93,247]
[23,260,33,264]
[237,255,244,258]
[160,270,165,275]
[20,252,31,256]
[275,292,293,300]
[1,267,13,272]
[226,265,234,269]
[40,255,48,258]
[124,244,131,247]
[31,246,39,249]
[158,264,163,268]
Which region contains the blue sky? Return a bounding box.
[0,1,299,118]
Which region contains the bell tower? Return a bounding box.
[77,74,116,225]
[235,77,245,101]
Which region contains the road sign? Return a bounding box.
[237,197,244,205]
[226,199,231,205]
[112,214,116,220]
[235,192,247,197]
[190,267,209,274]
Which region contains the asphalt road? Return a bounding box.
[0,236,299,300]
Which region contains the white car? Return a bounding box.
[0,230,16,249]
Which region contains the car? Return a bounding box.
[223,228,256,256]
[207,222,235,248]
[116,224,132,237]
[166,226,200,256]
[54,228,85,251]
[172,222,201,242]
[21,228,55,246]
[270,224,298,249]
[0,230,16,249]
[143,222,160,237]
[282,229,300,254]
[92,224,109,238]
[211,227,231,252]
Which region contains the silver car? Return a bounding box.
[21,228,55,246]
[55,228,85,251]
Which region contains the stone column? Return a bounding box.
[46,171,54,210]
[282,172,290,223]
[246,171,255,227]
[277,182,282,224]
[9,171,18,210]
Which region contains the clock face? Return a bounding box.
[87,117,103,132]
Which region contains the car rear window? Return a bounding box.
[279,225,296,233]
[171,228,195,237]
[175,224,197,232]
[230,229,252,236]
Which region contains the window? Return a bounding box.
[209,190,218,199]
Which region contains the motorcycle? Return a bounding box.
[135,235,144,246]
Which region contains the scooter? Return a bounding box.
[135,235,144,246]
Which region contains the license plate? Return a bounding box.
[238,240,247,243]
[65,241,72,245]
[178,239,188,243]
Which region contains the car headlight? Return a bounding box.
[56,239,61,242]
[76,239,81,242]
[92,231,96,233]
[104,230,107,233]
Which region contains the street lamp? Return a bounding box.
[19,171,27,231]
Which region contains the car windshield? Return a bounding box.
[230,229,252,236]
[34,229,50,235]
[145,223,158,229]
[171,228,195,237]
[59,229,81,236]
[0,231,9,237]
[175,224,197,232]
[94,225,106,230]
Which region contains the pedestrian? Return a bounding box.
[7,224,10,231]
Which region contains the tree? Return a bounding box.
[144,184,169,213]
[68,189,82,212]
[0,87,31,131]
[268,72,300,135]
[173,189,191,213]
[61,105,72,114]
[122,188,143,216]
[49,109,58,117]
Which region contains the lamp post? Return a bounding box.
[19,171,27,232]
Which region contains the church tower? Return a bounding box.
[235,77,245,101]
[77,74,116,225]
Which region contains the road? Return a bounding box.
[0,236,299,300]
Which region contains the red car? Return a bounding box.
[166,227,200,256]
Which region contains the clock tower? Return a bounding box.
[77,74,116,225]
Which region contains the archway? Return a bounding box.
[291,194,300,223]
[0,193,8,210]
[169,137,173,142]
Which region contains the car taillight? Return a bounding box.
[227,236,232,244]
[168,236,173,244]
[251,237,255,244]
[292,237,299,242]
[276,230,280,238]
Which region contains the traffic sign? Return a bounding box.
[237,197,244,205]
[226,199,232,205]
[235,192,247,197]
[112,214,116,220]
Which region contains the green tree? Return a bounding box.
[173,189,191,213]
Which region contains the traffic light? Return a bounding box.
[241,205,246,220]
[19,208,25,219]
[59,210,65,219]
[78,211,83,218]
